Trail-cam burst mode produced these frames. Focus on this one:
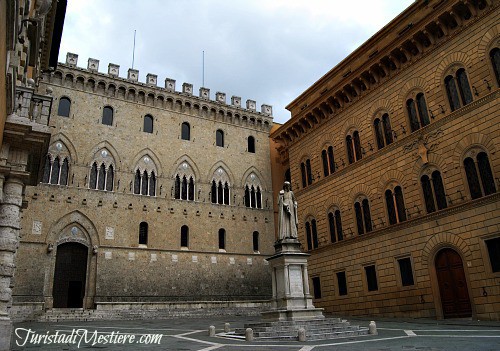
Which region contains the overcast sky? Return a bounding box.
[58,0,414,124]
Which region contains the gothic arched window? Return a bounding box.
[354,196,372,234]
[328,209,343,243]
[385,185,407,225]
[346,131,362,164]
[305,218,319,250]
[321,146,335,177]
[42,155,70,185]
[464,151,496,199]
[421,170,447,213]
[445,68,473,112]
[374,113,393,149]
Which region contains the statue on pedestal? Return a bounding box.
[277,181,298,240]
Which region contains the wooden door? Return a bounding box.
[435,248,472,318]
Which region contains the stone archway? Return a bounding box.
[44,211,99,309]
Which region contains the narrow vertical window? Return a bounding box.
[353,131,362,161]
[491,48,500,86]
[382,114,393,145]
[305,221,312,251]
[218,228,226,250]
[224,182,230,205]
[394,186,407,222]
[432,170,447,210]
[97,164,106,190]
[253,231,259,252]
[174,175,180,199]
[211,180,217,203]
[256,187,262,208]
[421,175,436,213]
[102,106,114,126]
[141,171,148,195]
[335,210,343,241]
[485,237,500,272]
[218,182,224,205]
[445,75,460,111]
[346,135,355,164]
[134,170,141,194]
[322,150,329,177]
[328,212,336,243]
[57,97,71,117]
[50,157,60,184]
[362,199,372,232]
[143,114,153,133]
[89,162,97,189]
[374,119,385,149]
[416,93,430,127]
[300,163,307,187]
[398,258,415,286]
[244,185,250,207]
[60,158,69,186]
[464,157,482,199]
[149,172,156,196]
[456,68,472,106]
[182,176,188,200]
[407,99,420,132]
[188,177,194,200]
[478,152,496,196]
[312,277,322,299]
[139,222,148,245]
[365,265,378,291]
[337,271,348,296]
[180,225,189,248]
[306,159,313,185]
[216,129,224,147]
[385,189,397,225]
[106,165,114,191]
[327,146,335,174]
[311,219,318,249]
[248,136,255,153]
[355,202,364,235]
[181,122,191,140]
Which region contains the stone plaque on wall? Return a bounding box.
[105,251,112,260]
[105,227,114,240]
[128,252,135,261]
[32,220,42,235]
[289,267,303,294]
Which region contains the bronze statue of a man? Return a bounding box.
[277,181,298,240]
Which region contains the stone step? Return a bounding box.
[251,326,363,338]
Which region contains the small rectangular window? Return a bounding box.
[486,237,500,272]
[398,257,415,286]
[312,277,322,299]
[364,265,378,291]
[336,271,347,296]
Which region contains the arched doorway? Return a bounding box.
[435,248,472,318]
[52,242,88,308]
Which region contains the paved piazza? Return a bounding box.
[12,316,500,350]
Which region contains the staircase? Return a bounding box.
[234,318,370,341]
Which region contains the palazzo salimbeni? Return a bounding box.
[7,0,500,325]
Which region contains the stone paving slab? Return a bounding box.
[11,315,500,350]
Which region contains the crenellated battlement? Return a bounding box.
[53,52,273,129]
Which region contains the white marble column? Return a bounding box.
[0,177,24,351]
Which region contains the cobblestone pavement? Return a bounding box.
[11,315,500,350]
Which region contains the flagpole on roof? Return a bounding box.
[132,30,136,69]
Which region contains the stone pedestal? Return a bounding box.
[261,238,324,321]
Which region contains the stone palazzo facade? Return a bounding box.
[11,53,276,318]
[271,0,500,320]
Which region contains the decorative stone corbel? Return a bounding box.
[47,243,53,253]
[92,245,98,255]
